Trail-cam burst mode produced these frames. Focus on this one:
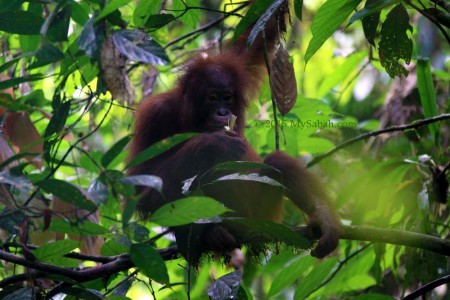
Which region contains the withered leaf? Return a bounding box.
[270,45,298,116]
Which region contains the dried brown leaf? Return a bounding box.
[270,45,298,116]
[4,112,43,168]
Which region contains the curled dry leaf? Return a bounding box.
[100,35,135,105]
[270,44,298,116]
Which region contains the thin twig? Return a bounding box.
[308,114,450,167]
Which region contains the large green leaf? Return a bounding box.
[33,240,79,262]
[133,0,160,27]
[305,0,361,65]
[130,243,169,284]
[294,258,339,299]
[101,135,132,168]
[172,0,200,28]
[268,256,316,297]
[0,11,43,35]
[95,0,133,22]
[0,74,48,90]
[29,44,65,69]
[37,179,97,212]
[378,4,413,78]
[294,0,303,21]
[126,133,197,169]
[47,219,109,236]
[150,197,230,227]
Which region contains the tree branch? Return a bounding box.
[404,274,450,299]
[308,114,450,167]
[1,226,449,288]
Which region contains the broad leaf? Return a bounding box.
[150,197,230,227]
[126,133,197,169]
[95,0,133,22]
[48,219,109,236]
[379,4,413,78]
[29,45,65,69]
[37,179,97,212]
[0,11,43,35]
[101,135,132,168]
[130,243,169,284]
[33,240,79,261]
[294,0,303,21]
[305,0,361,65]
[133,0,160,27]
[268,256,316,297]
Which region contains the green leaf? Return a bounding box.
[47,219,109,236]
[0,53,33,73]
[233,0,273,42]
[268,256,316,297]
[0,0,23,13]
[133,0,160,27]
[0,11,43,35]
[294,0,303,21]
[126,133,198,169]
[45,6,72,42]
[318,51,367,96]
[305,0,361,65]
[101,135,132,168]
[37,179,97,212]
[33,240,79,262]
[130,243,169,284]
[378,4,413,78]
[0,74,47,90]
[146,13,176,29]
[29,44,65,69]
[294,258,339,299]
[416,58,439,145]
[150,197,230,227]
[71,1,90,25]
[172,0,200,28]
[100,240,129,256]
[112,30,169,65]
[95,0,133,22]
[297,137,335,154]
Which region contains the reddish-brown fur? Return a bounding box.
[128,4,341,265]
